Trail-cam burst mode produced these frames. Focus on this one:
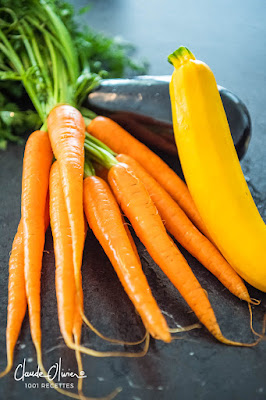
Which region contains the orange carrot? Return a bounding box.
[93,163,140,263]
[21,133,84,398]
[74,225,87,397]
[50,161,149,369]
[50,162,126,400]
[47,105,86,307]
[107,162,261,346]
[116,154,256,304]
[22,130,53,350]
[50,161,76,344]
[82,167,148,345]
[50,160,85,380]
[0,197,50,378]
[0,222,26,378]
[73,293,84,397]
[110,112,177,155]
[83,175,171,343]
[87,116,209,238]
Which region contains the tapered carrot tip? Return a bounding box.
[0,363,12,378]
[143,317,171,343]
[249,298,261,305]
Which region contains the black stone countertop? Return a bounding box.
[0,1,266,399]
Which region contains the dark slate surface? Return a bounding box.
[0,1,266,399]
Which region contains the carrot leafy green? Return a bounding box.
[0,0,147,149]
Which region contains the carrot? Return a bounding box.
[50,161,87,398]
[116,154,257,304]
[82,164,149,346]
[73,293,84,398]
[22,130,53,350]
[21,133,90,400]
[87,116,210,238]
[50,161,125,400]
[0,222,26,378]
[50,161,149,366]
[20,131,76,399]
[21,133,85,399]
[107,161,262,346]
[93,163,140,263]
[83,175,171,343]
[0,197,50,378]
[47,105,86,309]
[109,113,177,155]
[50,161,76,344]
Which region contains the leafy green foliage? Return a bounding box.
[0,101,40,150]
[0,0,147,149]
[0,80,40,149]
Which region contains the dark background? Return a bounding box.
[0,1,266,399]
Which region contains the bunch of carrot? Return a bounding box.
[1,105,265,400]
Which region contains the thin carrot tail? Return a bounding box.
[73,332,85,400]
[0,356,12,378]
[169,323,201,334]
[0,343,13,377]
[36,344,120,400]
[170,323,202,341]
[73,333,122,400]
[249,298,261,306]
[73,325,122,400]
[73,289,85,399]
[65,333,150,359]
[248,302,264,338]
[213,314,266,346]
[81,312,148,346]
[35,345,85,400]
[0,367,11,379]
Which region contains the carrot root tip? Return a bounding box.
[169,323,201,334]
[249,298,261,306]
[81,312,148,346]
[0,363,12,378]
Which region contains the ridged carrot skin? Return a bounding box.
[1,198,50,377]
[116,154,252,303]
[83,176,171,343]
[22,130,53,347]
[47,105,86,301]
[49,162,76,343]
[108,162,235,344]
[87,116,209,238]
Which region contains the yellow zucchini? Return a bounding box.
[168,46,266,292]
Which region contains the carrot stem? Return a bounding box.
[84,160,95,178]
[84,140,117,169]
